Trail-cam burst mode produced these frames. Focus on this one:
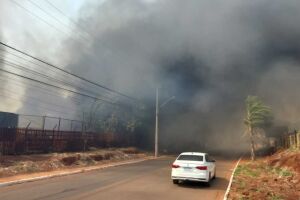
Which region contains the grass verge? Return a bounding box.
[227,150,300,200]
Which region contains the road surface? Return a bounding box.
[0,157,237,200]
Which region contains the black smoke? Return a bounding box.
[63,0,300,153]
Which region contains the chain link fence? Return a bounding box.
[18,114,83,131]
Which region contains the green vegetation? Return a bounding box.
[230,149,299,200]
[268,194,283,200]
[234,164,260,177]
[244,96,273,160]
[273,167,293,177]
[235,162,294,180]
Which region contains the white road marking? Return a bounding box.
[223,157,242,200]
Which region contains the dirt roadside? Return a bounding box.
[227,149,300,200]
[0,147,150,183]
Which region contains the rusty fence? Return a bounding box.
[0,128,135,155]
[279,132,300,149]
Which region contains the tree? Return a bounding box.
[244,96,272,161]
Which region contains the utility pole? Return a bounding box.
[81,112,85,143]
[82,112,86,152]
[155,88,159,158]
[155,87,175,158]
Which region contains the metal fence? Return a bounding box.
[18,114,84,131]
[0,127,136,155]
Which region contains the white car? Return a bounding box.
[171,152,216,185]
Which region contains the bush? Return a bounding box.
[61,155,80,166]
[121,147,139,154]
[90,154,104,161]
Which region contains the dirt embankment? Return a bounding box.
[267,149,300,174]
[0,147,147,178]
[228,149,300,200]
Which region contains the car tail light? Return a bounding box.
[196,166,207,170]
[172,164,180,168]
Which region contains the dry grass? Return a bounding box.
[228,149,300,200]
[0,147,146,178]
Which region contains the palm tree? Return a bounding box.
[244,96,272,161]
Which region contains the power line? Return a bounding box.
[0,92,78,117]
[0,84,76,112]
[0,41,137,101]
[27,0,88,41]
[31,1,143,103]
[9,0,79,43]
[0,65,126,107]
[0,72,85,105]
[44,0,93,39]
[0,47,73,80]
[0,48,114,102]
[6,1,117,98]
[0,66,120,111]
[28,0,72,30]
[0,49,119,104]
[0,57,118,102]
[0,79,80,112]
[42,0,134,71]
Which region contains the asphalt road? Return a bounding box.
[0,157,237,200]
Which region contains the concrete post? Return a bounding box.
[155,87,159,158]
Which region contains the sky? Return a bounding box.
[1,0,87,58]
[0,0,93,116]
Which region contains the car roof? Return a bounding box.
[179,152,207,156]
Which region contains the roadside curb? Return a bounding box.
[0,156,157,188]
[223,157,242,200]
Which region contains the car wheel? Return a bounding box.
[213,169,216,179]
[206,180,211,186]
[173,180,179,184]
[206,172,211,186]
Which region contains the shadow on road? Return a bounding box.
[175,177,229,190]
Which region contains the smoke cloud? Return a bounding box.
[61,0,300,152]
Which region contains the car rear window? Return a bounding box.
[177,155,203,161]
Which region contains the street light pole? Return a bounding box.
[154,87,175,158]
[155,87,159,158]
